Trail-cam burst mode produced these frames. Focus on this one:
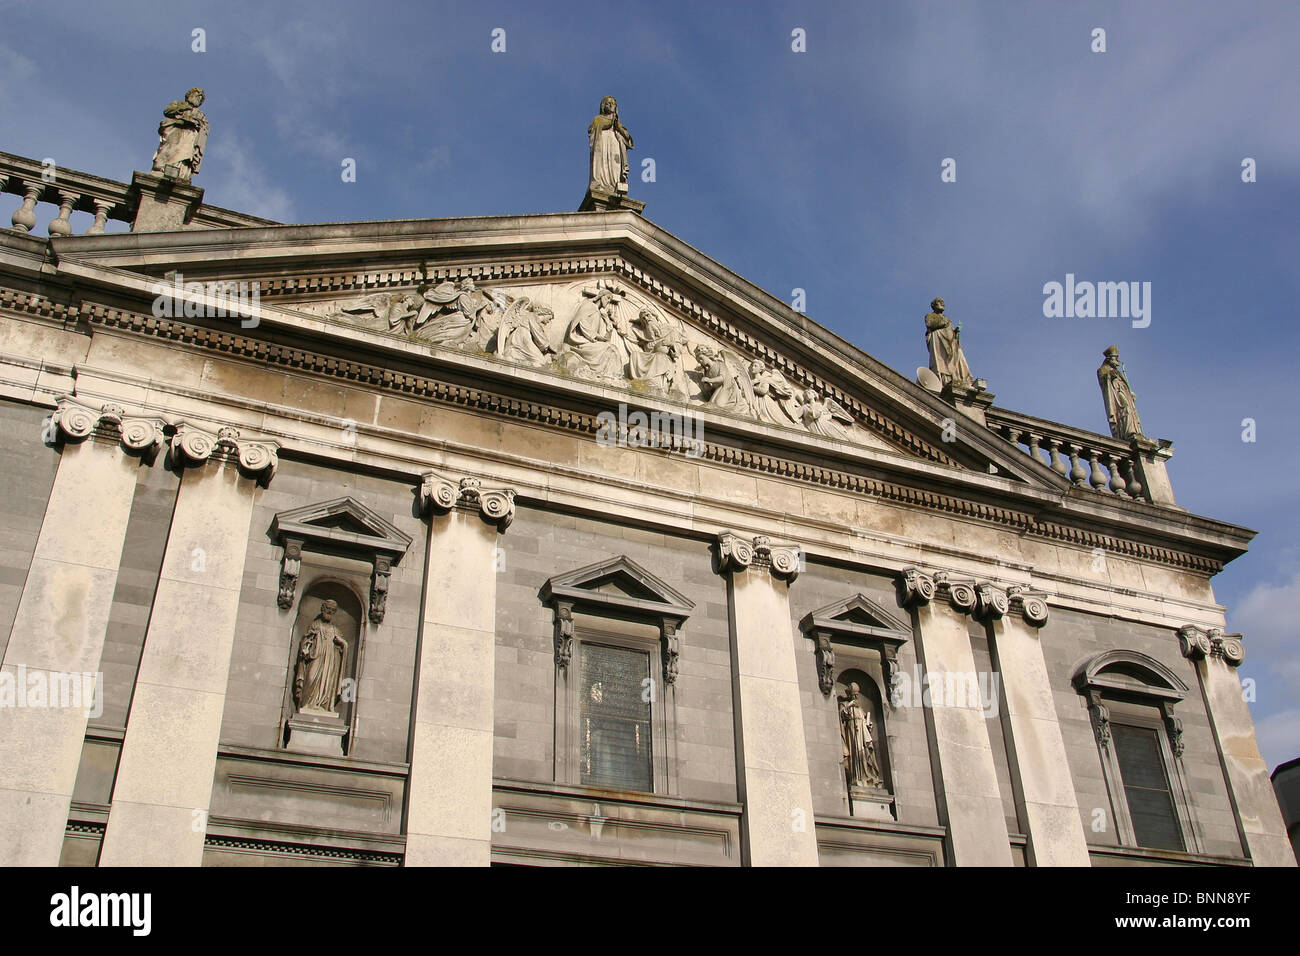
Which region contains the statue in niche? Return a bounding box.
[839,682,884,790]
[1097,345,1145,440]
[924,297,975,387]
[494,296,557,367]
[626,307,688,395]
[330,291,422,334]
[413,277,500,347]
[693,344,756,414]
[748,360,801,427]
[796,388,854,439]
[151,87,209,181]
[293,599,349,716]
[556,283,629,382]
[588,96,634,195]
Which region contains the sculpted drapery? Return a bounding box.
[839,682,883,790]
[151,87,209,181]
[588,96,633,194]
[294,599,348,716]
[1097,346,1144,439]
[924,297,974,386]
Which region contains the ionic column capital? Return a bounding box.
[419,470,516,530]
[47,397,165,458]
[1178,624,1244,666]
[900,566,1049,627]
[170,422,278,484]
[1006,585,1051,628]
[716,531,801,582]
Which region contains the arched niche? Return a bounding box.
[281,578,364,757]
[834,668,895,821]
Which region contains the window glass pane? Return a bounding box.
[1112,724,1185,851]
[579,643,652,792]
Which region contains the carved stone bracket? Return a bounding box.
[661,618,681,685]
[371,555,393,625]
[554,601,575,669]
[1161,701,1185,758]
[419,471,516,531]
[716,532,801,583]
[47,397,165,460]
[278,538,303,609]
[171,422,278,484]
[813,630,836,695]
[1085,688,1112,749]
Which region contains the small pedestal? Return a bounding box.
[285,711,348,756]
[129,171,204,232]
[941,379,995,427]
[849,788,896,821]
[579,186,646,214]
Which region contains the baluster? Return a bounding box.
[86,198,112,235]
[46,192,79,236]
[1122,459,1144,501]
[10,182,40,233]
[1026,432,1043,466]
[1068,444,1088,486]
[1087,448,1108,491]
[1105,453,1129,497]
[1045,438,1069,475]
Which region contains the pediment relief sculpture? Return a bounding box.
[306,277,884,446]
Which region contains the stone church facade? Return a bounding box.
[0,97,1291,867]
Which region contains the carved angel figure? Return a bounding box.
[414,278,499,347]
[693,345,756,415]
[330,291,422,333]
[748,360,801,427]
[797,388,854,439]
[840,682,884,790]
[151,87,209,181]
[294,600,348,717]
[494,297,556,367]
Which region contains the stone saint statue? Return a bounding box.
[924,297,975,386]
[1097,346,1145,440]
[151,88,209,181]
[588,96,634,195]
[293,599,348,716]
[839,682,883,790]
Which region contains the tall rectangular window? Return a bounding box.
[579,642,652,792]
[1112,724,1185,852]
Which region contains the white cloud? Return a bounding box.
[1252,707,1300,772]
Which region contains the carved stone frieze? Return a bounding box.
[716,532,801,582]
[419,471,516,530]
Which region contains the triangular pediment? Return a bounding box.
[540,555,694,620]
[56,213,1069,492]
[800,593,909,642]
[271,496,412,560]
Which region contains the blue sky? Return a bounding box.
[3,1,1298,766]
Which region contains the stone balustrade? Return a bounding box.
[985,407,1155,503]
[1,151,277,235]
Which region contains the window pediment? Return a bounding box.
[540,555,694,622]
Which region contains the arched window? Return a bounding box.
[1073,650,1199,853]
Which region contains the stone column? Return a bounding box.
[717,533,819,867]
[0,399,163,865]
[980,585,1091,866]
[1178,627,1296,867]
[99,424,277,866]
[404,473,515,866]
[900,569,1013,866]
